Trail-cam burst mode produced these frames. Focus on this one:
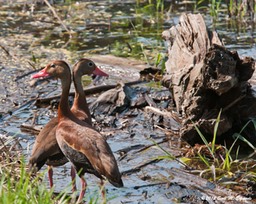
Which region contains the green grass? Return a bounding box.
[0,136,116,204]
[194,0,255,21]
[0,158,63,204]
[233,119,256,151]
[152,110,256,192]
[190,110,242,180]
[0,136,65,204]
[195,0,222,21]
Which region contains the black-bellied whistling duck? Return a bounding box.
[32,60,123,203]
[29,59,108,192]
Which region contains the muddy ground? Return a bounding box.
[1,52,255,203]
[0,50,184,203]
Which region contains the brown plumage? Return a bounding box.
[29,59,108,191]
[32,60,123,203]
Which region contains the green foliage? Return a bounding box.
[0,157,63,204]
[154,110,256,189]
[132,0,166,68]
[194,0,255,22]
[197,151,211,168]
[193,123,215,159]
[136,0,164,15]
[126,20,166,69]
[194,0,222,21]
[150,138,190,169]
[210,0,222,20]
[233,119,256,150]
[0,145,110,204]
[155,53,166,73]
[194,0,211,11]
[212,110,221,153]
[190,113,256,185]
[221,136,239,172]
[192,110,241,178]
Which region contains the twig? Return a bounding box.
[0,44,10,56]
[116,144,145,154]
[20,124,43,135]
[0,138,11,154]
[223,94,246,112]
[117,141,167,161]
[145,106,180,121]
[134,138,168,154]
[117,138,168,161]
[43,0,72,38]
[144,93,157,107]
[121,158,162,176]
[145,106,181,130]
[134,182,168,190]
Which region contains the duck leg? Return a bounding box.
[100,179,106,203]
[71,165,77,192]
[47,166,54,188]
[77,176,87,203]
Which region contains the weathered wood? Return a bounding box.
[35,80,145,106]
[170,167,251,203]
[20,123,43,135]
[144,106,181,131]
[162,13,255,145]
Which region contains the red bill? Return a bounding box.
[31,68,49,79]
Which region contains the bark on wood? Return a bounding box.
[162,13,255,145]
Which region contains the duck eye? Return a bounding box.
[50,64,56,68]
[88,62,93,67]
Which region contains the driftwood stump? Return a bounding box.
[162,13,255,145]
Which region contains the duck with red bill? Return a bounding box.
[29,58,110,193]
[32,63,108,79]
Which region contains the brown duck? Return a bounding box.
[32,60,123,203]
[29,59,108,191]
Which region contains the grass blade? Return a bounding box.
[212,110,222,153]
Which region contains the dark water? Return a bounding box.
[0,1,255,60]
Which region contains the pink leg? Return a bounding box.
[48,166,53,188]
[77,176,87,203]
[100,180,106,202]
[71,165,77,192]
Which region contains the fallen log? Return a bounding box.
[169,167,251,203]
[35,80,145,106]
[162,13,255,145]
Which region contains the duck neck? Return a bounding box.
[73,74,91,120]
[58,77,72,120]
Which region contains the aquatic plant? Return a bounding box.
[136,0,165,16]
[226,0,256,19]
[194,0,255,22]
[194,0,222,22]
